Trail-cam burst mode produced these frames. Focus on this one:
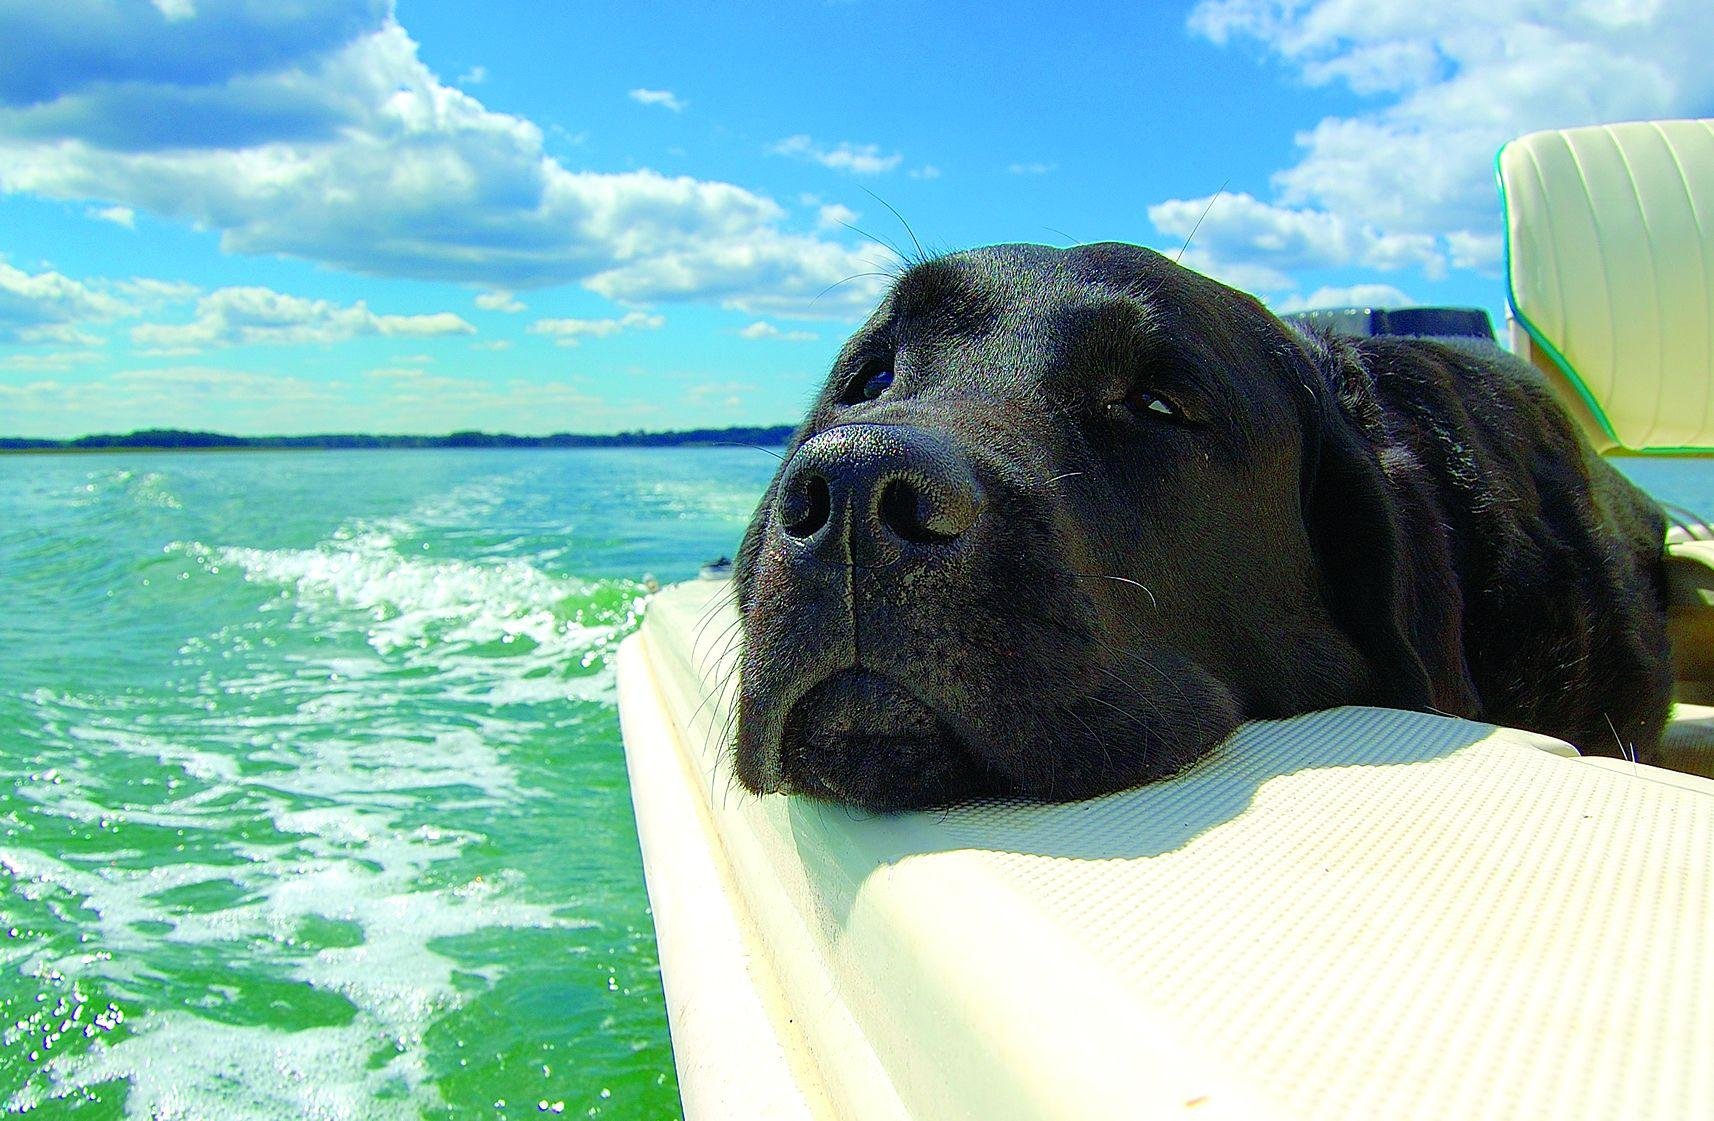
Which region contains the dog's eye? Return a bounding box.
[842,363,894,404]
[1118,385,1181,420]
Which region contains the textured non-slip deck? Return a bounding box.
[620,578,1714,1121]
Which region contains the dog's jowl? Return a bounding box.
[733,243,1672,811]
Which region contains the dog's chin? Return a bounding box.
[778,669,994,812]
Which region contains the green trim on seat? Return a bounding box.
[1494,141,1714,458]
[1605,445,1714,457]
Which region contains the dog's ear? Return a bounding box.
[1299,348,1479,716]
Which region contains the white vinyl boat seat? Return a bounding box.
[1500,120,1714,747]
[1499,119,1714,453]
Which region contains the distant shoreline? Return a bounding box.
[0,425,796,455]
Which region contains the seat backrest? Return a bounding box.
[1499,119,1714,453]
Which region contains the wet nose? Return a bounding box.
[774,424,983,563]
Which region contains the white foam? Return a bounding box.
[7,713,595,1118]
[209,530,633,667]
[10,511,649,1118]
[13,1012,436,1121]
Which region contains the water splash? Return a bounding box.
[6,512,650,1117]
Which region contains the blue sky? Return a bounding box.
[2,0,1711,438]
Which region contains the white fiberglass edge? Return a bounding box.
[619,579,1714,1121]
[617,636,832,1121]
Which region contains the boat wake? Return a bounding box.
[4,502,652,1118]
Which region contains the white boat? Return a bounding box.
[616,120,1714,1121]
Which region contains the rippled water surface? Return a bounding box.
[0,448,777,1120]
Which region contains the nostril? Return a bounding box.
[783,474,831,539]
[879,478,969,544]
[776,425,983,559]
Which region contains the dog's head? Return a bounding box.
[733,242,1455,811]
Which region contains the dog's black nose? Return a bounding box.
[776,424,983,563]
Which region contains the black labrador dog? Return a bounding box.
[732,242,1673,811]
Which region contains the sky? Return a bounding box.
[2,1,1711,439]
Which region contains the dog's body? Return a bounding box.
[734,243,1673,811]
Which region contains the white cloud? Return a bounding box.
[457,65,487,86]
[1153,0,1714,292]
[908,165,942,180]
[817,203,859,230]
[0,4,885,318]
[582,231,887,319]
[0,261,130,344]
[88,204,135,227]
[685,379,756,413]
[1,364,332,412]
[117,277,200,304]
[130,286,475,350]
[0,348,105,371]
[109,366,341,402]
[1008,162,1055,176]
[771,135,903,175]
[527,310,664,347]
[738,320,819,342]
[0,365,358,437]
[0,363,665,438]
[0,378,68,409]
[2,0,391,107]
[1271,283,1415,314]
[1446,230,1503,271]
[1150,192,1444,276]
[16,323,107,346]
[365,375,659,433]
[629,88,687,112]
[1173,247,1296,296]
[475,290,524,313]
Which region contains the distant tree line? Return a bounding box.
[0,425,798,452]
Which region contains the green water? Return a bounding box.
[0,448,778,1120]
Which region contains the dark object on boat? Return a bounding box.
[732,243,1672,812]
[699,556,733,580]
[1281,305,1497,345]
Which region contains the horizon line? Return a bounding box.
[0,423,798,453]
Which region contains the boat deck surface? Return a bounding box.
[619,578,1714,1121]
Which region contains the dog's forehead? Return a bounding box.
[890,242,1173,324]
[843,242,1307,439]
[867,243,1200,388]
